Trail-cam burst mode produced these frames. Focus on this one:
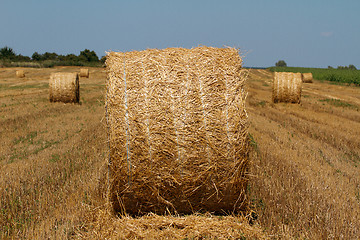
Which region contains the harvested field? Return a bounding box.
[1,67,359,239]
[247,69,360,239]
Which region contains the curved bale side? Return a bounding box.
[49,72,80,103]
[106,46,249,216]
[272,72,302,103]
[16,70,25,78]
[302,72,313,83]
[80,68,89,78]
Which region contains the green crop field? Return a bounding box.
[268,67,360,85]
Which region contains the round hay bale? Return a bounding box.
[106,46,249,215]
[49,72,80,103]
[302,72,313,83]
[79,68,89,78]
[16,70,25,78]
[272,72,302,103]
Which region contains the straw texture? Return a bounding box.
[272,72,302,103]
[80,68,89,78]
[302,72,313,83]
[16,70,25,78]
[49,72,80,103]
[106,46,249,215]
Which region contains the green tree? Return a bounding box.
[0,46,16,59]
[100,56,106,64]
[79,49,99,62]
[32,52,41,61]
[275,60,287,67]
[42,52,58,61]
[14,54,31,62]
[348,64,357,70]
[337,65,347,70]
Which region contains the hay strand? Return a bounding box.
[272,72,302,103]
[106,46,249,215]
[49,72,80,103]
[16,70,25,78]
[80,68,89,78]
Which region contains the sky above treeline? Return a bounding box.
[1,0,359,68]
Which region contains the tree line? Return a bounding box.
[275,60,357,70]
[0,46,105,67]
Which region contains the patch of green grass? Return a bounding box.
[248,133,258,151]
[356,190,360,203]
[318,98,358,110]
[256,100,267,107]
[319,149,333,167]
[49,154,60,163]
[32,140,60,155]
[13,131,38,145]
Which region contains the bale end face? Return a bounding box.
[302,72,313,83]
[79,68,89,78]
[16,70,25,78]
[272,72,302,104]
[49,72,80,103]
[106,46,249,216]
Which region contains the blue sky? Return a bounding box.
[1,0,359,68]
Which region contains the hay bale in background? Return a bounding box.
[272,72,302,103]
[302,72,313,83]
[80,68,89,78]
[49,72,79,103]
[16,70,25,78]
[106,46,249,215]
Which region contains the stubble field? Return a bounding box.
[0,67,359,239]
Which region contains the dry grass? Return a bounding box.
[1,67,359,239]
[77,210,266,239]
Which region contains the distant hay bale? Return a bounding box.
[49,72,80,103]
[16,70,25,78]
[272,72,302,103]
[80,68,89,78]
[302,72,313,83]
[106,46,249,215]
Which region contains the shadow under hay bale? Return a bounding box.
[302,72,313,83]
[80,68,89,78]
[106,46,249,216]
[272,72,302,103]
[16,70,25,78]
[49,72,80,103]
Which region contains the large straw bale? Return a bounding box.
[302,72,313,83]
[80,68,89,78]
[49,72,80,103]
[106,46,249,215]
[16,70,25,78]
[272,72,302,103]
